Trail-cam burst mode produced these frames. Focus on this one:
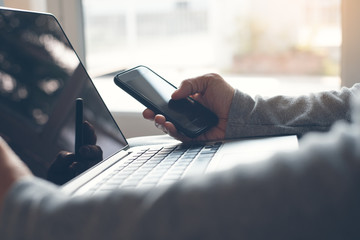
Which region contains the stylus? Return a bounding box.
[75,98,83,160]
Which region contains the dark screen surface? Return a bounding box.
[0,8,127,183]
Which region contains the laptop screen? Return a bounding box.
[0,8,127,184]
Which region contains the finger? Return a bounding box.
[165,121,192,142]
[163,121,185,140]
[47,151,77,184]
[154,114,166,125]
[47,147,101,185]
[142,108,156,120]
[172,76,207,100]
[79,145,103,162]
[83,121,97,145]
[50,151,76,171]
[172,79,195,100]
[154,116,190,142]
[154,114,167,132]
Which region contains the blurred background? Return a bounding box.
[1,0,359,138]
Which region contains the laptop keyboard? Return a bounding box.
[87,142,221,194]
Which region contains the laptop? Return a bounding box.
[0,8,298,195]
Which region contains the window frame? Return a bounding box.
[46,0,86,66]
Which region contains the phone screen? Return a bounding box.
[114,66,218,138]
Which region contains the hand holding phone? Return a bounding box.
[114,66,219,138]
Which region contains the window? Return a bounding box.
[83,0,341,102]
[2,0,343,113]
[2,0,47,12]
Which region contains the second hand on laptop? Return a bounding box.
[75,98,84,161]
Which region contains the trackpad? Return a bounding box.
[215,151,275,171]
[207,135,298,172]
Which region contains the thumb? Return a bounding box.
[172,76,208,100]
[172,79,196,100]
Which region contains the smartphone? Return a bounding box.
[114,65,219,138]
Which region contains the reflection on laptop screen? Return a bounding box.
[0,8,127,184]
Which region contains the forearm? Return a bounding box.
[2,120,360,240]
[0,178,151,240]
[225,83,360,138]
[2,121,360,239]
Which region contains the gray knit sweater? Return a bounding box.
[1,84,360,240]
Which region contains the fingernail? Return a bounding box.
[155,122,168,134]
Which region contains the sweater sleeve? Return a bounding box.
[0,178,151,240]
[225,83,360,138]
[1,118,360,240]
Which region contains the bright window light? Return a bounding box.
[83,0,341,112]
